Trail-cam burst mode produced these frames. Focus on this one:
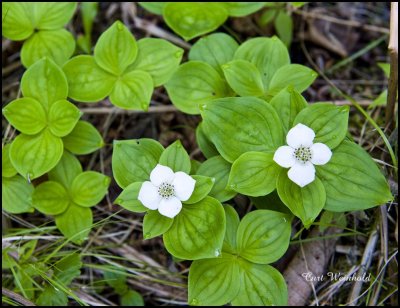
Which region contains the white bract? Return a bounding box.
[138,164,196,218]
[273,123,332,187]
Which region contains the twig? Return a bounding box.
[385,2,398,127]
[2,287,36,306]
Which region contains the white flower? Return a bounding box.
[138,164,196,218]
[273,123,332,187]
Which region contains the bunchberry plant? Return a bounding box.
[63,20,183,110]
[2,2,77,67]
[188,206,291,306]
[112,139,225,260]
[139,2,266,40]
[32,151,110,244]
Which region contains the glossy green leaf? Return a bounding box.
[54,253,82,285]
[71,171,110,207]
[197,156,236,202]
[274,11,293,46]
[222,205,240,254]
[184,175,214,204]
[55,203,93,244]
[2,144,17,178]
[228,152,281,197]
[188,253,241,306]
[21,58,68,112]
[165,61,231,115]
[270,87,308,133]
[10,130,64,180]
[63,55,117,102]
[317,140,393,212]
[2,176,34,214]
[127,38,183,86]
[2,3,34,40]
[143,210,174,239]
[48,100,81,137]
[222,60,265,97]
[33,2,77,30]
[48,151,82,190]
[159,140,191,173]
[121,290,144,306]
[32,181,70,215]
[94,20,137,75]
[277,171,326,227]
[112,139,164,188]
[138,2,166,14]
[195,122,219,159]
[190,159,201,174]
[163,3,228,41]
[234,37,290,90]
[224,2,265,16]
[109,70,153,110]
[2,97,46,135]
[294,103,349,149]
[250,191,292,215]
[236,210,291,264]
[201,97,285,163]
[232,262,288,306]
[267,64,318,97]
[189,33,239,75]
[163,196,225,260]
[21,29,75,68]
[115,182,147,212]
[36,286,68,306]
[62,121,104,155]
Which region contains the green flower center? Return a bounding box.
[294,146,312,163]
[158,182,175,199]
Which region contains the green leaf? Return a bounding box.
[163,196,225,260]
[188,253,241,306]
[232,262,288,306]
[104,270,127,292]
[234,37,290,90]
[2,97,46,135]
[32,2,77,29]
[267,64,318,98]
[112,139,164,188]
[21,58,68,112]
[127,38,183,87]
[369,90,387,109]
[228,152,281,197]
[2,144,17,178]
[63,55,117,102]
[236,210,292,264]
[165,61,231,115]
[184,175,214,204]
[48,100,81,137]
[195,122,219,159]
[18,240,38,262]
[274,11,293,46]
[250,191,292,215]
[201,97,285,163]
[276,170,326,227]
[115,182,148,213]
[270,86,308,133]
[62,121,104,155]
[190,159,201,174]
[138,2,166,15]
[54,253,82,285]
[143,210,174,239]
[294,103,349,149]
[317,140,393,212]
[2,3,34,40]
[189,33,239,76]
[163,3,228,41]
[21,29,75,68]
[222,59,265,97]
[71,171,110,207]
[94,20,137,76]
[10,129,64,180]
[223,2,266,17]
[55,203,93,244]
[121,290,144,306]
[259,9,277,25]
[32,181,70,215]
[2,176,34,214]
[159,140,191,173]
[109,70,153,110]
[197,156,236,202]
[377,62,390,78]
[36,286,68,306]
[222,205,240,254]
